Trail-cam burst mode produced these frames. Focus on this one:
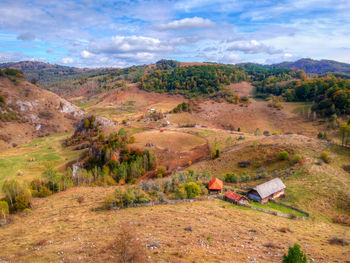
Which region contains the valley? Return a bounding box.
[0,59,349,263]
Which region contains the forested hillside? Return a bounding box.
[140,64,247,98]
[256,76,350,116]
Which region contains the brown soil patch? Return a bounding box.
[226,81,254,97]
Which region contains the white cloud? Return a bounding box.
[88,35,172,54]
[226,40,282,54]
[197,52,241,64]
[158,17,215,30]
[61,57,74,64]
[81,50,94,58]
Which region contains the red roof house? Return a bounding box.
[208,178,223,192]
[225,190,249,205]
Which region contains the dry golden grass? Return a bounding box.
[0,186,349,262]
[84,86,186,121]
[132,130,206,152]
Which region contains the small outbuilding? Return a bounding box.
[208,178,223,193]
[225,190,249,205]
[247,178,286,203]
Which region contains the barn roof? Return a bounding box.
[254,178,286,199]
[208,178,223,190]
[225,190,247,202]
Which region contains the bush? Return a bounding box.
[114,224,148,263]
[224,173,238,183]
[332,215,350,226]
[39,186,53,197]
[291,154,302,164]
[0,94,5,104]
[2,179,31,212]
[184,182,201,199]
[282,243,307,263]
[317,132,327,139]
[23,208,32,215]
[106,187,152,208]
[240,96,249,102]
[0,201,9,219]
[278,151,289,160]
[15,194,30,211]
[320,151,330,163]
[174,184,187,199]
[157,166,166,178]
[4,68,23,77]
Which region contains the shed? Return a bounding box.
[225,190,249,205]
[247,178,286,203]
[208,178,223,193]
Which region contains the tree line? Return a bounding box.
[140,65,247,98]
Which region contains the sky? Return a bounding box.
[0,0,349,68]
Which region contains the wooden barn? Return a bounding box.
[208,178,223,193]
[225,190,249,205]
[247,178,286,203]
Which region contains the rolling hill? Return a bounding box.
[0,71,86,151]
[0,61,115,93]
[272,58,350,74]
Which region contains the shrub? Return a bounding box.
[4,68,23,76]
[38,111,54,119]
[212,149,220,159]
[0,201,9,219]
[282,243,307,263]
[2,179,31,212]
[317,132,327,139]
[332,215,350,226]
[174,184,187,200]
[291,154,302,164]
[278,151,289,160]
[0,94,5,104]
[328,237,349,246]
[107,187,152,208]
[240,96,249,102]
[38,186,52,197]
[114,224,148,263]
[157,166,166,178]
[23,208,32,215]
[15,194,30,211]
[184,182,201,199]
[320,151,330,163]
[77,196,85,204]
[224,173,238,183]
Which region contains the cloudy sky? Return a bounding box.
[0,0,349,68]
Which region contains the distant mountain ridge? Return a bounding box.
[271,58,350,74]
[0,61,116,92]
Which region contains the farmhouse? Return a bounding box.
[247,178,286,203]
[208,177,223,193]
[225,190,249,205]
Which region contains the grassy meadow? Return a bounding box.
[0,133,84,193]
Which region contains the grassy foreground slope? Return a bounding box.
[0,186,349,262]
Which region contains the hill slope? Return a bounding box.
[272,58,350,74]
[0,74,85,150]
[0,61,113,93]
